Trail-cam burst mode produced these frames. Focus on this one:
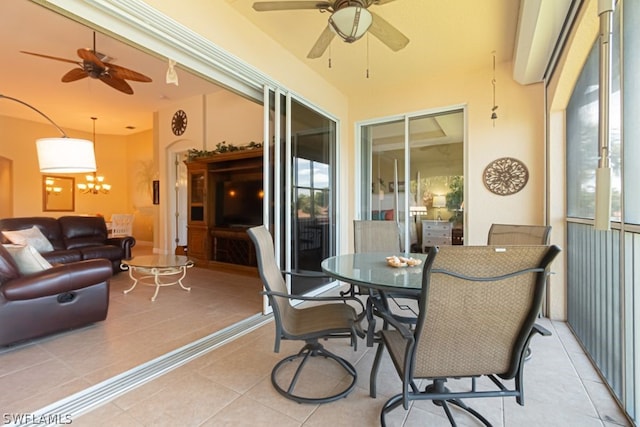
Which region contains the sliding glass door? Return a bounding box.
[265,90,337,298]
[359,108,464,252]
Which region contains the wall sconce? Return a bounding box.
[0,94,96,173]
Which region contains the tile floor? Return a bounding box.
[0,246,632,426]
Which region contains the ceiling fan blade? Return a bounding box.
[307,25,336,59]
[20,51,80,65]
[77,48,106,68]
[253,1,331,11]
[107,63,152,82]
[99,74,134,95]
[61,68,89,82]
[372,0,399,4]
[368,11,409,52]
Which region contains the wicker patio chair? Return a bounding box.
[370,244,561,426]
[248,225,364,404]
[352,220,420,345]
[487,223,551,245]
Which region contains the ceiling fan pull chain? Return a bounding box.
[366,33,370,78]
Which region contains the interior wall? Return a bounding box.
[0,114,133,219]
[156,91,264,254]
[205,91,263,148]
[127,129,155,244]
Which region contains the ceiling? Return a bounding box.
[0,0,539,136]
[226,0,521,96]
[0,1,223,136]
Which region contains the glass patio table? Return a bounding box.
[321,252,428,346]
[321,252,427,293]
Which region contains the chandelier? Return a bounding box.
[77,117,111,194]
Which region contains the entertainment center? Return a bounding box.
[186,148,263,270]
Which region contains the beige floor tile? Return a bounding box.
[200,394,301,427]
[122,370,241,425]
[582,379,632,426]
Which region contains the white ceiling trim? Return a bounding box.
[513,0,574,85]
[33,0,269,100]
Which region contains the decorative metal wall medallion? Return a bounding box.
[483,157,529,195]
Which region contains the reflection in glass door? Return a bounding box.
[267,91,337,296]
[359,109,464,252]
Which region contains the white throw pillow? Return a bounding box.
[2,244,53,275]
[2,226,54,253]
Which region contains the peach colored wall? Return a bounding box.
[127,129,155,244]
[205,91,263,148]
[0,114,134,219]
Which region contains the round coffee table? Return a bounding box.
[121,255,194,301]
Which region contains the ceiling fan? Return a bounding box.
[20,33,152,95]
[252,0,409,59]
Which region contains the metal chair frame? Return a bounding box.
[248,225,364,404]
[370,245,561,426]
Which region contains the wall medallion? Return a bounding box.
[483,157,529,195]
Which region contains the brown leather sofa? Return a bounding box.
[0,216,135,273]
[0,244,113,347]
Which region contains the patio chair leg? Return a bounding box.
[425,380,493,426]
[271,341,357,404]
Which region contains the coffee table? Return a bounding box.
[121,255,194,301]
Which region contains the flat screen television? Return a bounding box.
[215,179,264,228]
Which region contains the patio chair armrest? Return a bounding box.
[262,290,362,305]
[532,322,552,337]
[371,295,413,340]
[282,270,331,279]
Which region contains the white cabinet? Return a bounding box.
[422,220,452,250]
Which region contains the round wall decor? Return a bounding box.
[483,157,529,195]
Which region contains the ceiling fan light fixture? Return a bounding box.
[329,6,372,43]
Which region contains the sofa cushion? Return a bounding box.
[59,216,109,249]
[78,245,124,262]
[2,226,54,253]
[3,244,52,275]
[42,249,83,265]
[0,244,20,284]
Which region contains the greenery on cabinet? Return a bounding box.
[187,141,263,161]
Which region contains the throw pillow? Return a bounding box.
[0,244,20,283]
[2,244,53,275]
[2,226,54,253]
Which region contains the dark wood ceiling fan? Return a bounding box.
[20,32,152,95]
[252,0,409,58]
